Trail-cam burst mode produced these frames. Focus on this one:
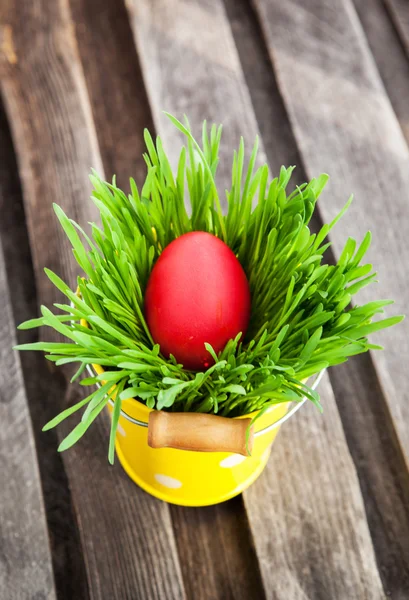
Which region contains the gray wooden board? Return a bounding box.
[1,0,408,597]
[126,0,267,197]
[1,0,185,598]
[222,0,306,190]
[328,354,409,597]
[127,0,387,596]
[0,95,90,600]
[253,0,409,469]
[0,242,56,600]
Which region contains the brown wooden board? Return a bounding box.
[253,0,409,470]
[127,0,388,596]
[1,1,186,598]
[222,0,305,190]
[328,353,409,596]
[0,242,56,599]
[171,497,266,600]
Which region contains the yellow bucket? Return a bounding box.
[90,364,322,507]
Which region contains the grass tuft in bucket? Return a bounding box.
[15,114,403,505]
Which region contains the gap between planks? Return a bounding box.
[384,0,409,59]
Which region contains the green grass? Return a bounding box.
[15,114,404,463]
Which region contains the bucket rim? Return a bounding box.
[86,362,325,436]
[75,296,325,433]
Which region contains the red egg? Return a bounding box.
[144,232,251,370]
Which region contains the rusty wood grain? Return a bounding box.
[0,1,185,598]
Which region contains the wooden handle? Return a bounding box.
[148,412,254,456]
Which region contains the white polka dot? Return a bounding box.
[117,423,126,437]
[220,454,246,468]
[154,474,183,489]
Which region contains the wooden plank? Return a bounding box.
[125,0,267,193]
[245,375,385,600]
[0,1,186,598]
[0,243,56,599]
[72,0,268,596]
[253,0,409,470]
[0,95,89,600]
[69,0,154,189]
[127,1,386,597]
[384,0,409,58]
[222,0,305,189]
[352,0,409,146]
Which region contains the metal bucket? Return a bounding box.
[89,364,324,507]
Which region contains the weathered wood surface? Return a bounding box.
[1,0,409,598]
[127,1,392,597]
[222,0,305,189]
[0,1,185,598]
[0,244,56,598]
[53,0,266,597]
[253,0,409,474]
